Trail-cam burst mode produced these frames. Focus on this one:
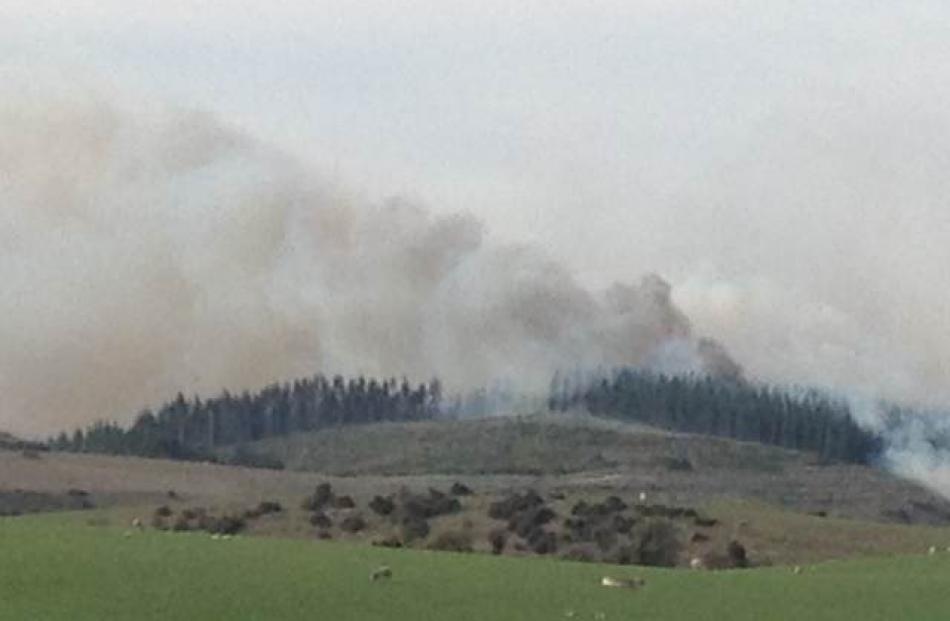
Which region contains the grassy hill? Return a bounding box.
[219,414,950,525]
[2,513,949,621]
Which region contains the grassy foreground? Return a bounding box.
[1,515,948,621]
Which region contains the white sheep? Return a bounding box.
[131,517,143,530]
[370,565,392,581]
[928,546,937,556]
[601,576,645,589]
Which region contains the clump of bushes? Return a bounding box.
[400,488,461,520]
[339,514,367,533]
[427,530,474,553]
[369,495,395,516]
[400,515,431,542]
[373,535,403,548]
[450,482,473,496]
[332,495,356,510]
[488,528,508,555]
[302,483,335,511]
[488,490,544,521]
[632,519,681,567]
[154,505,173,518]
[309,511,332,529]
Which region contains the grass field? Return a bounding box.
[2,513,949,620]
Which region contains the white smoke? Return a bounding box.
[0,78,731,436]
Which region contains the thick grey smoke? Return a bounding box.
[0,83,733,436]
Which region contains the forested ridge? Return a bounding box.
[49,375,443,463]
[551,369,882,464]
[48,368,917,467]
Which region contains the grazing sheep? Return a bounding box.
[131,517,143,530]
[370,565,392,582]
[600,576,645,589]
[928,546,937,556]
[638,492,647,503]
[792,566,802,575]
[689,557,705,570]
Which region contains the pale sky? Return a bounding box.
[2,1,950,427]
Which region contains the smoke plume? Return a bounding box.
[0,82,734,436]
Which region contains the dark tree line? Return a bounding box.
[50,375,442,460]
[549,368,883,464]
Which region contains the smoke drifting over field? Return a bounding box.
[0,84,738,435]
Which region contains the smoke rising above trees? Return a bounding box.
[0,84,734,436]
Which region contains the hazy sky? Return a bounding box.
[2,1,949,431]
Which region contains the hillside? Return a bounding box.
[222,414,950,525]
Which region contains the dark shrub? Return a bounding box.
[727,540,748,568]
[528,529,557,555]
[316,530,332,540]
[549,491,566,501]
[309,511,332,529]
[181,507,205,521]
[333,495,356,509]
[450,482,473,496]
[609,545,637,565]
[340,514,367,533]
[154,505,173,518]
[509,506,556,537]
[427,530,474,553]
[564,517,592,542]
[207,515,246,535]
[369,495,395,516]
[603,496,628,513]
[172,516,192,532]
[400,516,430,542]
[594,527,618,552]
[612,514,635,534]
[151,515,169,530]
[257,501,283,515]
[488,528,508,555]
[67,489,90,498]
[694,516,718,528]
[312,483,334,507]
[167,490,179,499]
[690,531,710,543]
[633,519,681,567]
[488,490,544,521]
[402,489,460,520]
[570,500,591,516]
[373,535,403,548]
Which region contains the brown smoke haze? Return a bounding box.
[0,82,736,436]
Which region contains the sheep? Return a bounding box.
[600,576,645,589]
[928,546,937,556]
[638,492,647,503]
[370,565,392,582]
[131,517,143,531]
[689,557,705,570]
[792,566,802,575]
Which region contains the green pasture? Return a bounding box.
[1,514,948,620]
